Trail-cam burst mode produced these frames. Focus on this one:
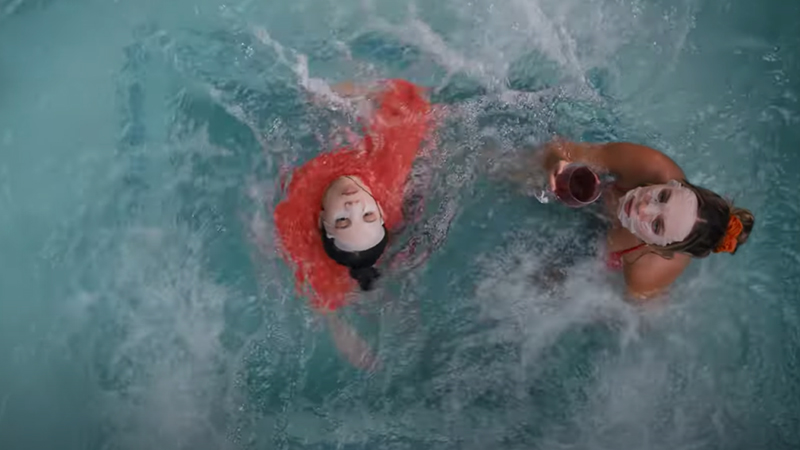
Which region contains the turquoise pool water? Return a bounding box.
[0,0,798,448]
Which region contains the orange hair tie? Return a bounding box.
[714,215,743,254]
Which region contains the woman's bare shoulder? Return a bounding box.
[623,252,691,300]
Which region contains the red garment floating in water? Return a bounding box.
[274,79,434,311]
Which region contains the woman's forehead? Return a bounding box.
[662,187,699,238]
[643,181,689,194]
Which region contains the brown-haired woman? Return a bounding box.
[537,139,755,302]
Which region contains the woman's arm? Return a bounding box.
[329,80,375,98]
[541,139,686,189]
[325,312,380,371]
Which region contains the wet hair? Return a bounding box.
[654,180,755,258]
[320,226,389,290]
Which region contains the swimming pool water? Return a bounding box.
[0,0,798,449]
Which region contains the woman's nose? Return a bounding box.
[639,201,659,217]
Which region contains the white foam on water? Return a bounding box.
[93,230,234,450]
[249,25,359,114]
[472,234,634,351]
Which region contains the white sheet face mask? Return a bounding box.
[617,180,699,246]
[320,176,385,252]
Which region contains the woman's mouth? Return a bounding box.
[342,188,359,196]
[624,197,633,216]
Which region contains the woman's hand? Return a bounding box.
[548,159,569,192]
[539,138,573,191]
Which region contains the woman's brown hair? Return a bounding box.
[655,180,755,258]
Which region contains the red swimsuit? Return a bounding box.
[273,79,433,311]
[606,243,646,270]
